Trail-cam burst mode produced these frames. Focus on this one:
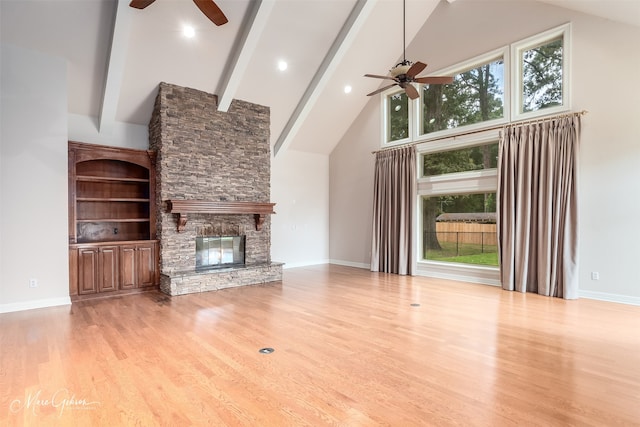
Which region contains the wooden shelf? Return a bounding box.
[77,198,150,202]
[69,141,157,244]
[76,175,150,183]
[167,200,276,232]
[76,218,151,223]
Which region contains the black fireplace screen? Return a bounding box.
[195,236,245,269]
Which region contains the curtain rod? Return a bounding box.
[371,110,588,154]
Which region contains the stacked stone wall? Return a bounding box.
[148,82,281,295]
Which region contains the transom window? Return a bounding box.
[380,23,570,146]
[421,56,504,136]
[422,142,498,177]
[387,91,409,143]
[520,37,563,113]
[512,24,570,120]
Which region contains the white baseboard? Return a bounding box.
[281,260,371,270]
[281,259,329,269]
[329,259,371,270]
[416,261,501,286]
[0,296,72,314]
[579,290,640,306]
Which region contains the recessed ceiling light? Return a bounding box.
[278,60,288,71]
[183,25,195,39]
[344,85,352,94]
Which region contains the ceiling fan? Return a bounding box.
[364,0,453,100]
[129,0,228,26]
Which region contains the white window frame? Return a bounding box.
[415,129,500,285]
[382,88,414,147]
[511,23,571,121]
[416,47,509,142]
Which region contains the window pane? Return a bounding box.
[422,143,498,177]
[388,92,408,142]
[521,37,563,113]
[422,193,498,266]
[422,58,504,135]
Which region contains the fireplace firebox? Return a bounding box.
[195,236,245,270]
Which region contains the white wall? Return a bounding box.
[271,149,329,268]
[68,113,149,150]
[572,19,640,303]
[329,101,379,269]
[0,44,70,312]
[329,1,640,304]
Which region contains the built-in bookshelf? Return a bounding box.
[68,141,158,299]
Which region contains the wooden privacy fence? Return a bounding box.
[435,222,497,246]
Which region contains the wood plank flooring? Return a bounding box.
[1,264,639,426]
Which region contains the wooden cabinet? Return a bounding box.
[98,245,119,293]
[69,241,158,298]
[120,242,157,289]
[77,247,98,295]
[68,142,158,300]
[74,245,120,295]
[119,245,137,290]
[136,242,157,287]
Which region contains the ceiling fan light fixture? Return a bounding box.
[363,0,452,100]
[390,63,412,77]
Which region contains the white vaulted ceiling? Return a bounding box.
[1,0,638,155]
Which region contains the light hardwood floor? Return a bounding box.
[1,264,639,426]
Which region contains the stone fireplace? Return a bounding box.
[149,82,282,296]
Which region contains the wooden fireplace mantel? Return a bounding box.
[166,200,276,232]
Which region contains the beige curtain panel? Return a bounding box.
[371,146,416,275]
[497,115,581,299]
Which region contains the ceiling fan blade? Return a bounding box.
[404,83,419,100]
[364,74,396,81]
[406,61,427,78]
[193,0,228,26]
[367,84,398,97]
[129,0,156,9]
[414,76,454,85]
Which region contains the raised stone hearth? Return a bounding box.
[160,263,283,296]
[149,82,282,295]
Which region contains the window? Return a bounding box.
[417,131,499,270]
[385,91,410,143]
[421,54,505,137]
[376,25,571,282]
[421,193,497,266]
[379,24,570,147]
[512,23,570,119]
[422,143,498,177]
[521,38,563,112]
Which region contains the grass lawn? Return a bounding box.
[425,241,499,266]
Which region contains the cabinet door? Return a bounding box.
[136,243,156,287]
[69,248,78,297]
[119,245,137,289]
[98,246,119,292]
[77,248,99,295]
